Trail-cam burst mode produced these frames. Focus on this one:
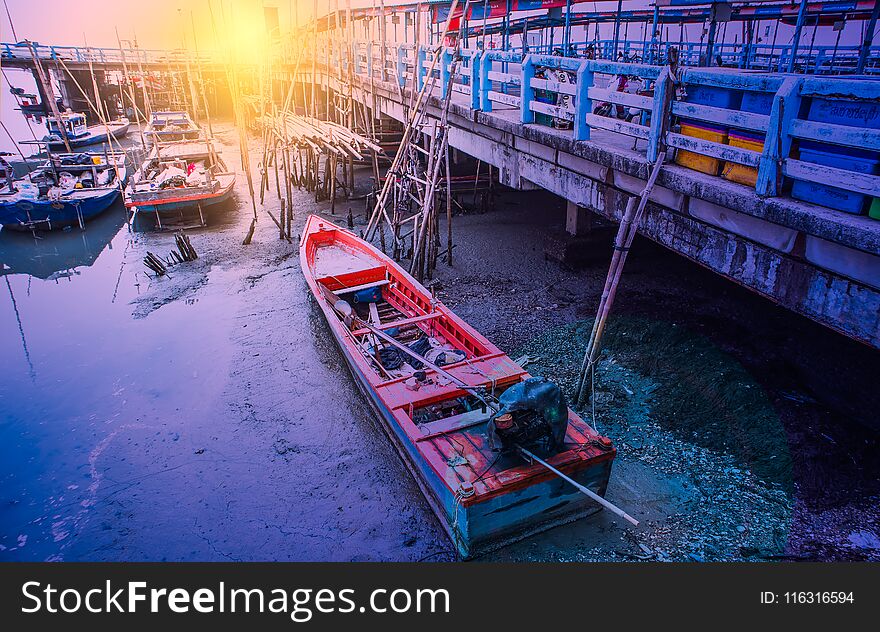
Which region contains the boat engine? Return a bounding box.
[488,377,569,452]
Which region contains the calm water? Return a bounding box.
[0,204,240,558]
[0,123,453,561]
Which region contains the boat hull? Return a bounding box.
[125,178,235,215]
[0,188,121,230]
[127,187,234,214]
[46,122,131,150]
[326,315,613,558]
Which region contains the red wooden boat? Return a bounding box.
[300,215,618,558]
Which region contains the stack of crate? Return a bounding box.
[675,84,741,176]
[790,97,880,216]
[722,91,776,187]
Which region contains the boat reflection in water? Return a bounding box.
[0,202,126,281]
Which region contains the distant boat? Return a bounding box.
[43,111,131,150]
[0,152,127,231]
[124,139,234,223]
[300,215,618,558]
[7,86,46,120]
[143,110,202,145]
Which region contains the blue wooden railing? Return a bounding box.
[512,38,880,75]
[1,41,213,65]
[479,50,523,113]
[12,37,878,211]
[341,43,880,209]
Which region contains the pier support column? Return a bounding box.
[565,200,592,236]
[547,201,609,268]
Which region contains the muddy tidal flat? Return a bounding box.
[2,125,878,562]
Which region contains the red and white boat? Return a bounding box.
[300,214,618,558]
[124,137,233,226]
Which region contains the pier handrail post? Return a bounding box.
[417,45,427,91]
[397,46,406,88]
[521,54,536,124]
[379,2,387,82]
[470,51,481,110]
[367,42,373,78]
[441,47,452,99]
[480,52,492,111]
[647,67,673,162]
[857,0,880,73]
[574,59,592,141]
[756,77,802,197]
[648,5,659,64]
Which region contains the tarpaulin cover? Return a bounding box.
[432,0,876,22]
[432,0,595,24]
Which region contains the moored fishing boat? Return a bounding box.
[143,110,202,145]
[300,215,620,558]
[43,111,130,150]
[0,152,126,231]
[124,139,234,224]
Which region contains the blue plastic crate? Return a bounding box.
[682,84,742,134]
[741,91,775,114]
[791,146,879,214]
[685,84,743,110]
[808,98,880,129]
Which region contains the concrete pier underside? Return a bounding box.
[315,71,880,349]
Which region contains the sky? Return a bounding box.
[1,0,321,50]
[2,1,869,52]
[0,1,415,50]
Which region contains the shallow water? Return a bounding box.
[0,203,239,558]
[0,126,454,561]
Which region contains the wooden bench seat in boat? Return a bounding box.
[416,407,495,441]
[376,352,527,410]
[350,311,442,336]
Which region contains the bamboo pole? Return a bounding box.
[131,31,153,120]
[116,27,146,153]
[312,0,318,117]
[55,56,125,154]
[574,155,666,405]
[210,0,257,223]
[25,41,71,152]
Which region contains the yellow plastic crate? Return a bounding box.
[722,132,764,187]
[675,123,728,176]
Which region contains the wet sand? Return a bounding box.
[1,123,877,562]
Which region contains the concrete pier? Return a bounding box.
[304,50,880,350]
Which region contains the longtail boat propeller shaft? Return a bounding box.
[518,446,639,527]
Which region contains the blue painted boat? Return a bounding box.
[0,152,127,231]
[43,111,131,150]
[300,215,618,558]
